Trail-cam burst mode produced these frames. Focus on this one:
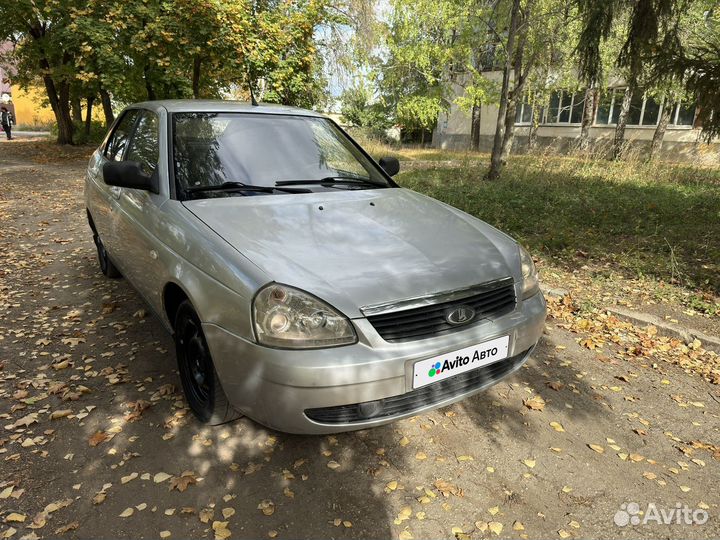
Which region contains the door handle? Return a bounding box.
[109,186,122,199]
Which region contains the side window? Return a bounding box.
[126,111,160,175]
[105,110,139,161]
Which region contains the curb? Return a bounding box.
[542,287,720,354]
[605,306,720,354]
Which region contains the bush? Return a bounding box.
[49,120,107,145]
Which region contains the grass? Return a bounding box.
[382,149,720,297]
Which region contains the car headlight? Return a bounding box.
[253,284,357,348]
[519,245,540,299]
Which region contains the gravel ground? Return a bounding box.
[1,151,719,540]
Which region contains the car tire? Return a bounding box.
[93,233,121,278]
[174,300,241,425]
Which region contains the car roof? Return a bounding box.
[130,99,325,118]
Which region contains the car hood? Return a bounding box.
[184,188,520,318]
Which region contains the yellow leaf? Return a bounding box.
[550,421,565,432]
[399,436,410,446]
[588,444,604,454]
[513,521,525,531]
[488,521,503,535]
[523,395,546,411]
[222,508,235,519]
[398,530,414,540]
[5,513,25,523]
[119,508,134,518]
[154,472,172,483]
[522,459,536,468]
[257,500,275,516]
[457,455,473,462]
[558,529,571,539]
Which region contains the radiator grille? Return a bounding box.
[366,279,516,342]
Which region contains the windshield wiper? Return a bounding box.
[185,181,311,195]
[275,176,386,188]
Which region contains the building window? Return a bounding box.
[674,102,695,126]
[595,88,696,128]
[514,100,534,124]
[544,91,584,124]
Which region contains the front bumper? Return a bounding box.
[204,292,546,434]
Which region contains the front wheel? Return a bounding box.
[93,233,121,278]
[174,300,240,425]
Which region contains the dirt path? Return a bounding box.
[1,153,719,540]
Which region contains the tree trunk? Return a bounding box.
[71,96,83,125]
[41,73,74,145]
[100,89,114,127]
[486,0,521,181]
[192,56,202,99]
[613,86,633,160]
[528,103,539,151]
[579,86,597,150]
[500,99,517,160]
[471,103,482,151]
[57,82,75,145]
[144,65,156,100]
[84,96,95,136]
[649,100,671,162]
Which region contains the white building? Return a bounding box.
[434,72,720,163]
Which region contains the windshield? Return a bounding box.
[172,113,390,196]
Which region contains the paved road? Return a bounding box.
[1,156,719,540]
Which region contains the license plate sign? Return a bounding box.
[412,335,510,389]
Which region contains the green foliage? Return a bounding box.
[395,95,443,131]
[339,83,390,131]
[394,156,720,292]
[0,0,333,144]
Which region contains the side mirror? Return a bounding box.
[379,156,400,177]
[103,161,158,193]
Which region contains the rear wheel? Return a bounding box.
[93,232,121,278]
[174,300,240,425]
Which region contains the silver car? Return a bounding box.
[85,100,546,434]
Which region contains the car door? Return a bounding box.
[90,109,140,258]
[111,109,169,313]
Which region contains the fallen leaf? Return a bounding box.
[550,421,565,432]
[588,444,604,454]
[222,508,235,519]
[488,521,503,535]
[153,472,172,483]
[523,395,546,411]
[212,521,231,540]
[88,431,109,447]
[169,471,198,492]
[119,508,134,518]
[257,500,275,516]
[434,479,462,497]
